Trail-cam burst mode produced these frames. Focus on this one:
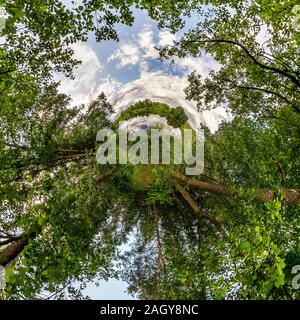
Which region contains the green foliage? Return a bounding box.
[128,165,153,191]
[145,168,174,205]
[0,83,120,299]
[0,0,299,301]
[158,0,300,121]
[113,99,189,129]
[167,107,189,128]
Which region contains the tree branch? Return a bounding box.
[172,171,300,205]
[174,181,227,237]
[183,39,300,89]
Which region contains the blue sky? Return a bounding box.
[57,9,228,133]
[56,7,229,300]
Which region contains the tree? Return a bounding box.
[158,0,300,120]
[0,0,299,300]
[0,0,194,299]
[1,86,298,299]
[119,105,299,299]
[128,1,300,298]
[0,84,123,299]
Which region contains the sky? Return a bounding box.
[56,9,228,133]
[56,8,229,300]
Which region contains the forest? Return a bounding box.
[0,0,299,300]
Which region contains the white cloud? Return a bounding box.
[158,30,177,47]
[173,55,219,75]
[108,44,140,69]
[108,25,218,76]
[56,42,103,106]
[138,25,159,59]
[108,25,159,68]
[95,76,122,97]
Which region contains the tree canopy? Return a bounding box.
[0,0,299,300]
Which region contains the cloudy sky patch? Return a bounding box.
[56,14,227,132]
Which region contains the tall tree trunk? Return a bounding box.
[173,172,300,205]
[0,237,28,267]
[0,231,37,267]
[152,205,165,298]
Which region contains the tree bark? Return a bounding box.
[172,172,300,205]
[174,181,227,237]
[0,236,28,267]
[0,231,37,267]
